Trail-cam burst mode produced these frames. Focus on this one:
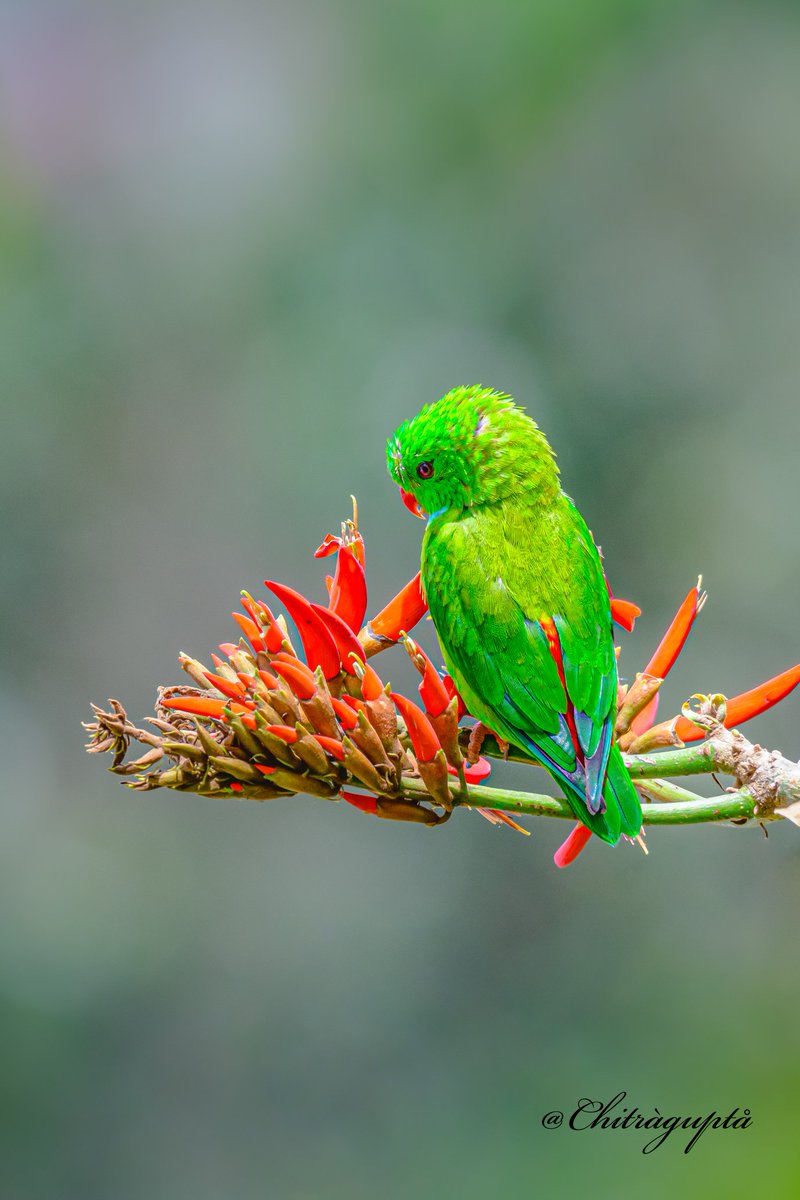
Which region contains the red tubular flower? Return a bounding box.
[264,580,341,681]
[674,664,800,743]
[310,603,363,676]
[553,823,593,868]
[218,642,238,656]
[255,763,276,775]
[271,658,317,701]
[391,692,441,763]
[239,593,285,654]
[610,598,641,632]
[258,668,280,690]
[368,573,428,641]
[161,695,228,719]
[402,635,450,718]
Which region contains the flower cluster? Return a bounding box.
[86,503,800,860]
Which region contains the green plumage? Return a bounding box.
[387,386,641,844]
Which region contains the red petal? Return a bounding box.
[554,823,593,868]
[674,664,800,742]
[391,692,441,763]
[309,603,364,676]
[610,597,641,632]
[369,573,428,641]
[218,643,238,656]
[447,756,492,783]
[255,763,276,775]
[328,547,368,632]
[264,581,341,681]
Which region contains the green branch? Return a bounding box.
[399,776,760,826]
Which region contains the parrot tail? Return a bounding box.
[560,742,642,846]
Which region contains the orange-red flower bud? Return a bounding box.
[264,724,299,745]
[161,695,227,719]
[313,734,345,761]
[340,789,378,814]
[330,695,358,731]
[355,659,384,702]
[202,670,249,701]
[271,657,317,701]
[402,635,450,717]
[231,611,266,654]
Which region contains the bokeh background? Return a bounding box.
[2,1,800,1196]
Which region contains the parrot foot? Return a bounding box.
[467,722,510,764]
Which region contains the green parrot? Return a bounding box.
[387,385,641,847]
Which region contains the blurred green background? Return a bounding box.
[2,0,799,1196]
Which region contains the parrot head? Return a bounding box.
[386,385,559,519]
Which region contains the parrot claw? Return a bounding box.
[467,722,509,764]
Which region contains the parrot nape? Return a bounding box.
[387,385,642,852]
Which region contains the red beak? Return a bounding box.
[400,488,425,519]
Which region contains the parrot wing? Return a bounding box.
[423,500,633,842]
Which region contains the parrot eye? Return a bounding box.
[416,460,434,480]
